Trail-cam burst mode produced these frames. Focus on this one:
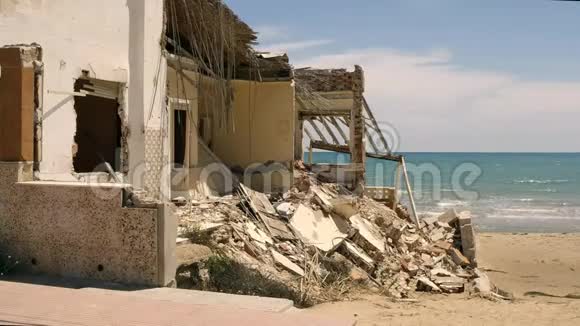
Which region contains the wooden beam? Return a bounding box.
[317,117,341,145]
[300,110,350,117]
[328,117,348,145]
[363,97,391,154]
[304,126,315,141]
[310,140,402,162]
[365,128,380,153]
[305,119,330,143]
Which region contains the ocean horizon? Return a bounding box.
[306,151,580,233]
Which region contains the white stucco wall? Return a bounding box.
[0,0,167,186]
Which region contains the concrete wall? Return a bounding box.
[0,0,168,192]
[0,162,176,286]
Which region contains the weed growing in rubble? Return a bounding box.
[182,225,216,248]
[205,255,306,306]
[0,252,19,276]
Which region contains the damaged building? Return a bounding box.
[0,0,502,303]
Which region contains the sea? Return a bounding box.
[306,152,580,233]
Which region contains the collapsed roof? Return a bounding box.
[165,0,291,80]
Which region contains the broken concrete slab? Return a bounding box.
[245,221,273,251]
[290,204,346,252]
[198,221,225,232]
[421,216,439,226]
[385,219,406,242]
[239,184,295,240]
[340,240,375,273]
[436,221,453,232]
[262,215,296,241]
[429,228,446,242]
[311,185,335,212]
[270,249,305,277]
[437,208,458,225]
[430,268,455,278]
[433,240,453,251]
[275,202,295,217]
[402,234,421,251]
[176,237,191,246]
[432,276,465,293]
[416,276,441,293]
[331,197,359,219]
[239,184,277,215]
[349,214,386,253]
[400,260,419,277]
[458,211,478,266]
[448,247,470,267]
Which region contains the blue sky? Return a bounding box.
[226,0,580,152]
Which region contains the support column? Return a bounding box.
[294,115,304,161]
[350,65,365,195]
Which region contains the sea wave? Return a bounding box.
[486,214,580,220]
[517,198,535,202]
[532,188,558,193]
[498,208,557,214]
[513,179,570,185]
[436,200,468,208]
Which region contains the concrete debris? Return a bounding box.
[172,196,187,206]
[174,164,490,303]
[469,269,514,301]
[245,221,273,251]
[340,241,375,273]
[349,214,386,254]
[271,248,305,276]
[448,248,471,267]
[457,211,478,267]
[432,276,465,293]
[429,228,446,242]
[430,268,455,278]
[416,276,441,293]
[437,208,459,226]
[290,204,346,252]
[275,202,295,217]
[176,237,191,246]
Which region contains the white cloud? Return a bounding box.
[254,25,288,43]
[258,39,334,53]
[295,48,580,152]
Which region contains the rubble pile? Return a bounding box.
[175,163,507,305]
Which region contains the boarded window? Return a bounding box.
[73,79,122,173]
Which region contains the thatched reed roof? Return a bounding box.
[166,0,258,76]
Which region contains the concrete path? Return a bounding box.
[80,287,296,313]
[0,281,353,326]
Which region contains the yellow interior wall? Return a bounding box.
[167,66,295,194]
[211,80,295,168]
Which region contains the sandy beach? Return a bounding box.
[306,232,580,325]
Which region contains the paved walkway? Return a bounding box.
[0,281,353,326]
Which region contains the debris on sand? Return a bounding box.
[175,162,499,306]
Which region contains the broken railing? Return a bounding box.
[308,140,420,227]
